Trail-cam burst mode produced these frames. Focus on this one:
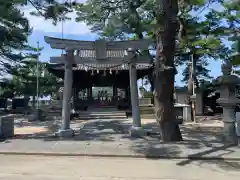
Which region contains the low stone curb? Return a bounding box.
[1,151,240,161]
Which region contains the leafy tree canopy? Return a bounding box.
[0,0,34,76]
[20,0,80,24]
[0,58,62,97]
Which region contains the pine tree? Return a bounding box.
[0,0,32,76]
[21,0,77,24]
[0,59,61,102]
[215,0,240,70]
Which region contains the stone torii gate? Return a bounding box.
[44,36,154,137]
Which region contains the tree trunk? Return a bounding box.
[154,0,183,141]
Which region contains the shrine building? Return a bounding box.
[45,36,154,137]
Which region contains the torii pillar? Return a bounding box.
[56,49,75,137]
[128,49,145,137]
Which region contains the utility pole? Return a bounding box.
[190,53,196,122]
[32,41,44,121]
[36,41,40,109]
[191,54,196,96]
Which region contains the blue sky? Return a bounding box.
[25,4,223,88]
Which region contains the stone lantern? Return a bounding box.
[214,61,240,143]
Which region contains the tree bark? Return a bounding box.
[154,0,183,141]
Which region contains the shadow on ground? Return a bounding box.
[175,144,240,171]
[2,112,240,172]
[143,121,240,171]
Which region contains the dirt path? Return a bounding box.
[0,155,239,180]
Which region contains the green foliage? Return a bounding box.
[21,0,80,25]
[139,86,146,97]
[0,0,33,75]
[14,0,239,84]
[75,0,154,40]
[74,0,237,84]
[139,86,153,98]
[208,0,239,51]
[211,0,240,74]
[176,0,235,83]
[231,39,240,65]
[0,80,15,98]
[142,91,153,98]
[1,58,62,97]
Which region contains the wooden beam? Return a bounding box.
[49,55,151,64]
[45,36,154,50]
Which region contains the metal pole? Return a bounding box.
[37,41,40,109]
[191,54,195,96]
[61,14,64,55]
[190,53,196,122]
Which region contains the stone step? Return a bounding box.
[78,112,126,116]
[77,114,127,119]
[47,107,128,120]
[76,109,127,120]
[77,114,126,117]
[47,112,127,117]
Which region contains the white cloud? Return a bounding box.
[22,6,91,35]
